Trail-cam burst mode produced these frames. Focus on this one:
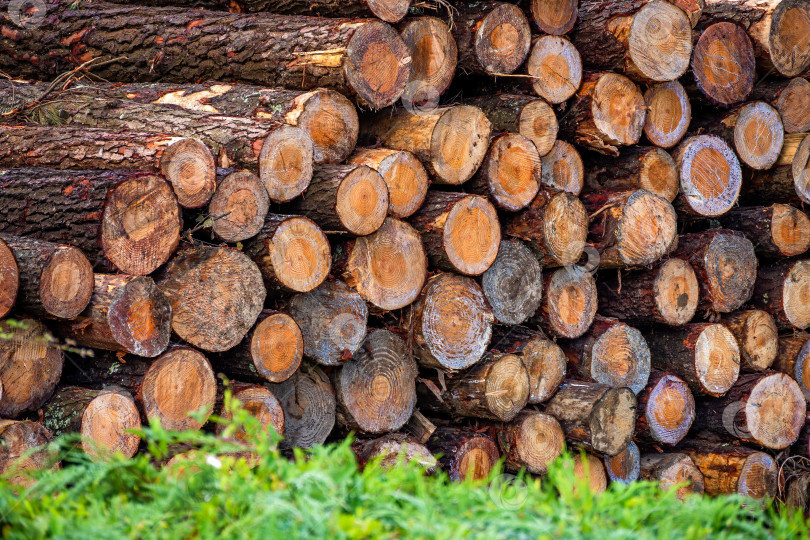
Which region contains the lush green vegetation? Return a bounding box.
[1,400,808,540]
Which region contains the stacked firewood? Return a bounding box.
[0,0,809,503]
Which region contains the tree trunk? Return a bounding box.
[353,433,436,472]
[644,323,740,397]
[289,280,369,367]
[525,35,583,105]
[346,148,429,219]
[267,365,336,450]
[597,258,700,326]
[643,80,691,149]
[0,420,55,479]
[332,329,417,434]
[678,439,777,499]
[540,140,585,195]
[635,371,695,445]
[0,234,94,320]
[490,326,566,404]
[426,427,500,482]
[543,380,637,456]
[672,135,743,217]
[497,410,565,474]
[773,333,810,402]
[399,17,457,101]
[481,240,543,325]
[744,133,810,205]
[527,0,578,34]
[603,441,640,484]
[751,259,810,330]
[721,310,779,372]
[42,386,141,459]
[716,204,810,258]
[207,170,269,243]
[451,2,531,75]
[581,147,679,202]
[0,318,63,418]
[639,453,705,498]
[0,168,181,275]
[538,266,598,339]
[217,383,285,440]
[0,236,17,319]
[467,133,541,212]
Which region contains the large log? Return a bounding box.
[603,441,640,484]
[679,439,777,499]
[426,427,499,482]
[207,170,269,244]
[539,266,598,339]
[528,0,578,34]
[635,371,695,446]
[525,35,583,105]
[0,237,17,319]
[490,326,566,404]
[467,133,541,212]
[0,420,55,480]
[399,17,457,102]
[481,240,543,325]
[691,22,756,106]
[642,80,691,149]
[451,2,531,75]
[744,133,810,205]
[581,147,679,202]
[773,333,810,402]
[716,204,810,259]
[721,310,779,372]
[498,410,565,474]
[673,135,742,218]
[639,453,705,499]
[751,259,810,330]
[0,168,181,275]
[346,148,429,219]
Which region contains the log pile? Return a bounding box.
[0,0,809,505]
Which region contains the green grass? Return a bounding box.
[0,400,808,540]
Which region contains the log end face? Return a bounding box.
[221,386,285,438]
[271,368,335,449]
[545,267,598,339]
[484,354,530,421]
[250,313,303,384]
[740,310,779,371]
[592,323,651,394]
[453,436,500,482]
[591,73,646,147]
[544,192,587,266]
[590,387,636,456]
[643,81,690,149]
[336,165,389,236]
[628,0,692,82]
[345,21,411,109]
[518,99,558,157]
[400,16,458,103]
[442,195,501,276]
[570,453,607,495]
[540,140,584,196]
[484,133,541,212]
[523,338,566,404]
[692,22,755,107]
[771,204,810,258]
[513,411,565,475]
[475,3,532,74]
[0,237,19,319]
[639,148,679,202]
[617,190,677,267]
[769,0,810,77]
[269,217,331,294]
[778,78,810,134]
[783,260,810,330]
[604,441,640,484]
[654,258,699,326]
[81,392,141,459]
[645,374,695,445]
[527,35,582,105]
[734,102,785,171]
[209,171,270,243]
[366,0,411,23]
[482,240,543,325]
[40,246,94,320]
[431,106,492,185]
[530,0,577,35]
[107,276,172,358]
[678,135,742,217]
[297,89,359,164]
[738,452,777,499]
[160,138,217,209]
[793,135,810,204]
[746,373,806,449]
[704,231,757,313]
[259,126,314,203]
[375,150,428,218]
[694,324,740,396]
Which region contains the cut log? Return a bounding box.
[504,189,587,267]
[741,134,810,205]
[333,329,417,434]
[645,323,740,397]
[362,105,492,185]
[407,273,493,371]
[399,17,457,102]
[353,433,436,472]
[562,316,651,394]
[0,420,54,479]
[525,35,582,105]
[582,147,679,202]
[760,77,810,134]
[543,380,637,456]
[498,410,565,474]
[0,236,17,319]
[452,2,532,75]
[481,240,543,325]
[539,266,598,339]
[751,259,810,330]
[671,0,706,27]
[639,453,705,498]
[603,441,640,484]
[721,310,779,372]
[42,387,141,459]
[462,94,558,157]
[208,171,270,244]
[346,148,429,218]
[597,258,700,326]
[635,371,695,445]
[581,190,678,268]
[490,326,566,404]
[403,410,436,444]
[572,0,693,82]
[673,135,742,217]
[409,192,500,276]
[539,140,584,195]
[53,274,172,357]
[267,366,336,449]
[716,204,810,259]
[0,319,63,418]
[243,215,332,295]
[679,439,777,499]
[334,217,427,311]
[155,245,266,353]
[218,384,285,440]
[671,230,757,313]
[691,22,756,106]
[468,133,541,212]
[211,311,303,384]
[426,427,499,482]
[559,72,646,155]
[528,0,578,34]
[0,168,181,275]
[694,372,805,450]
[643,81,691,149]
[569,452,608,495]
[773,333,810,401]
[0,235,93,320]
[289,280,369,367]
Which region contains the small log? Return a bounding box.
[452,2,532,75]
[751,259,810,330]
[635,371,695,446]
[679,439,777,499]
[218,384,285,440]
[539,267,598,339]
[406,273,493,371]
[399,17,457,101]
[333,329,417,434]
[581,147,679,202]
[208,171,270,244]
[155,245,266,353]
[597,258,700,326]
[0,420,54,479]
[53,274,172,357]
[543,380,637,456]
[645,323,740,397]
[353,433,436,472]
[468,133,541,212]
[773,333,810,402]
[498,410,565,474]
[643,80,691,149]
[673,135,743,218]
[267,366,336,449]
[409,192,501,276]
[426,427,499,482]
[42,387,141,459]
[0,236,17,319]
[639,453,705,499]
[525,35,583,105]
[346,148,429,219]
[760,77,810,134]
[481,240,543,325]
[542,139,585,195]
[528,0,578,34]
[490,325,566,404]
[289,280,369,366]
[716,204,810,259]
[0,319,63,418]
[691,22,756,106]
[603,441,640,484]
[721,310,779,372]
[569,452,608,495]
[404,410,436,444]
[0,235,93,320]
[744,133,810,205]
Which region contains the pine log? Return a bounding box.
[0,168,181,275]
[635,371,695,445]
[0,236,17,319]
[346,148,429,218]
[603,441,640,484]
[498,410,565,474]
[426,427,499,482]
[673,135,743,217]
[543,380,637,456]
[644,323,740,397]
[752,77,810,134]
[691,22,756,106]
[243,214,332,295]
[353,433,436,472]
[468,133,541,212]
[597,258,700,326]
[539,266,598,339]
[744,132,810,205]
[539,140,583,196]
[361,105,492,185]
[289,280,369,366]
[267,365,336,449]
[751,259,810,330]
[679,439,777,499]
[333,329,417,434]
[572,0,693,82]
[452,2,532,75]
[42,387,141,459]
[528,0,578,34]
[643,80,691,149]
[773,333,810,401]
[694,372,805,450]
[406,273,493,371]
[569,452,608,495]
[562,316,651,394]
[721,310,779,372]
[208,170,270,244]
[333,217,427,311]
[525,35,582,105]
[582,147,679,202]
[558,72,646,155]
[217,384,285,440]
[0,420,55,479]
[639,453,705,498]
[670,230,757,313]
[504,189,587,267]
[399,17,457,102]
[53,274,172,357]
[490,326,566,404]
[409,192,500,276]
[716,204,810,259]
[0,235,93,320]
[481,240,543,325]
[0,319,63,418]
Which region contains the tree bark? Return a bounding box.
[451,2,531,75]
[639,453,705,498]
[403,410,436,444]
[525,35,583,105]
[353,433,436,472]
[399,17,457,102]
[691,22,756,106]
[603,441,640,484]
[266,365,336,450]
[678,439,777,499]
[538,266,598,339]
[498,410,565,474]
[346,148,429,219]
[467,133,541,212]
[643,80,691,149]
[581,146,679,202]
[481,240,543,325]
[426,427,500,482]
[490,325,566,404]
[208,170,269,243]
[720,310,779,372]
[635,371,695,445]
[751,259,810,330]
[716,204,810,259]
[773,333,810,402]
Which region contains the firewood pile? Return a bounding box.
[0,0,809,503]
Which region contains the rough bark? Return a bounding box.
[581,146,679,202]
[635,370,695,445]
[750,259,810,330]
[716,204,810,259]
[481,240,543,325]
[525,35,583,105]
[498,410,565,474]
[426,427,500,482]
[346,148,429,218]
